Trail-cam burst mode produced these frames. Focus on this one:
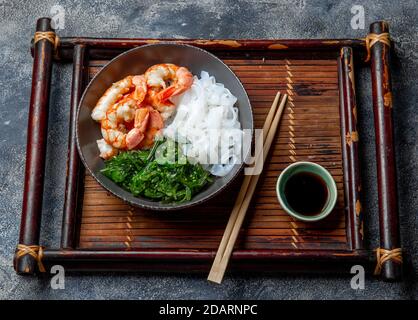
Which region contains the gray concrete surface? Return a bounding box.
[0,0,417,299]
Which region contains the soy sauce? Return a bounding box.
[284,172,328,215]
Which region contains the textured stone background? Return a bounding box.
[0,0,417,299]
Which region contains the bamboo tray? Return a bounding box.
[14,18,402,281]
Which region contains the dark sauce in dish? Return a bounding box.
[284,172,328,216]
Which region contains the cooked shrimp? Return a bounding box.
[145,88,176,121]
[93,65,191,158]
[91,76,133,121]
[91,75,147,122]
[158,66,193,101]
[145,64,193,119]
[139,106,164,149]
[145,63,177,89]
[132,75,147,105]
[96,138,118,159]
[125,107,150,150]
[101,99,139,149]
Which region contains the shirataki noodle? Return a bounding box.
[164,71,243,176]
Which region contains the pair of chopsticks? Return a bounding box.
[207,92,288,284]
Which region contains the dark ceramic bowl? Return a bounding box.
[76,43,253,210]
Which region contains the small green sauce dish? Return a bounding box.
[276,161,338,222]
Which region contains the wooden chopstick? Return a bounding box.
[208,92,288,284]
[207,92,281,272]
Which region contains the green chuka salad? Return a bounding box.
[100,140,213,203]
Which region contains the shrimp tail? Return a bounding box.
[158,86,177,102]
[134,108,150,130]
[126,129,145,150]
[125,108,151,150]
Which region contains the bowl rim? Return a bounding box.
[75,42,253,211]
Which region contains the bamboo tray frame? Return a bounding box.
[14,18,402,281]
